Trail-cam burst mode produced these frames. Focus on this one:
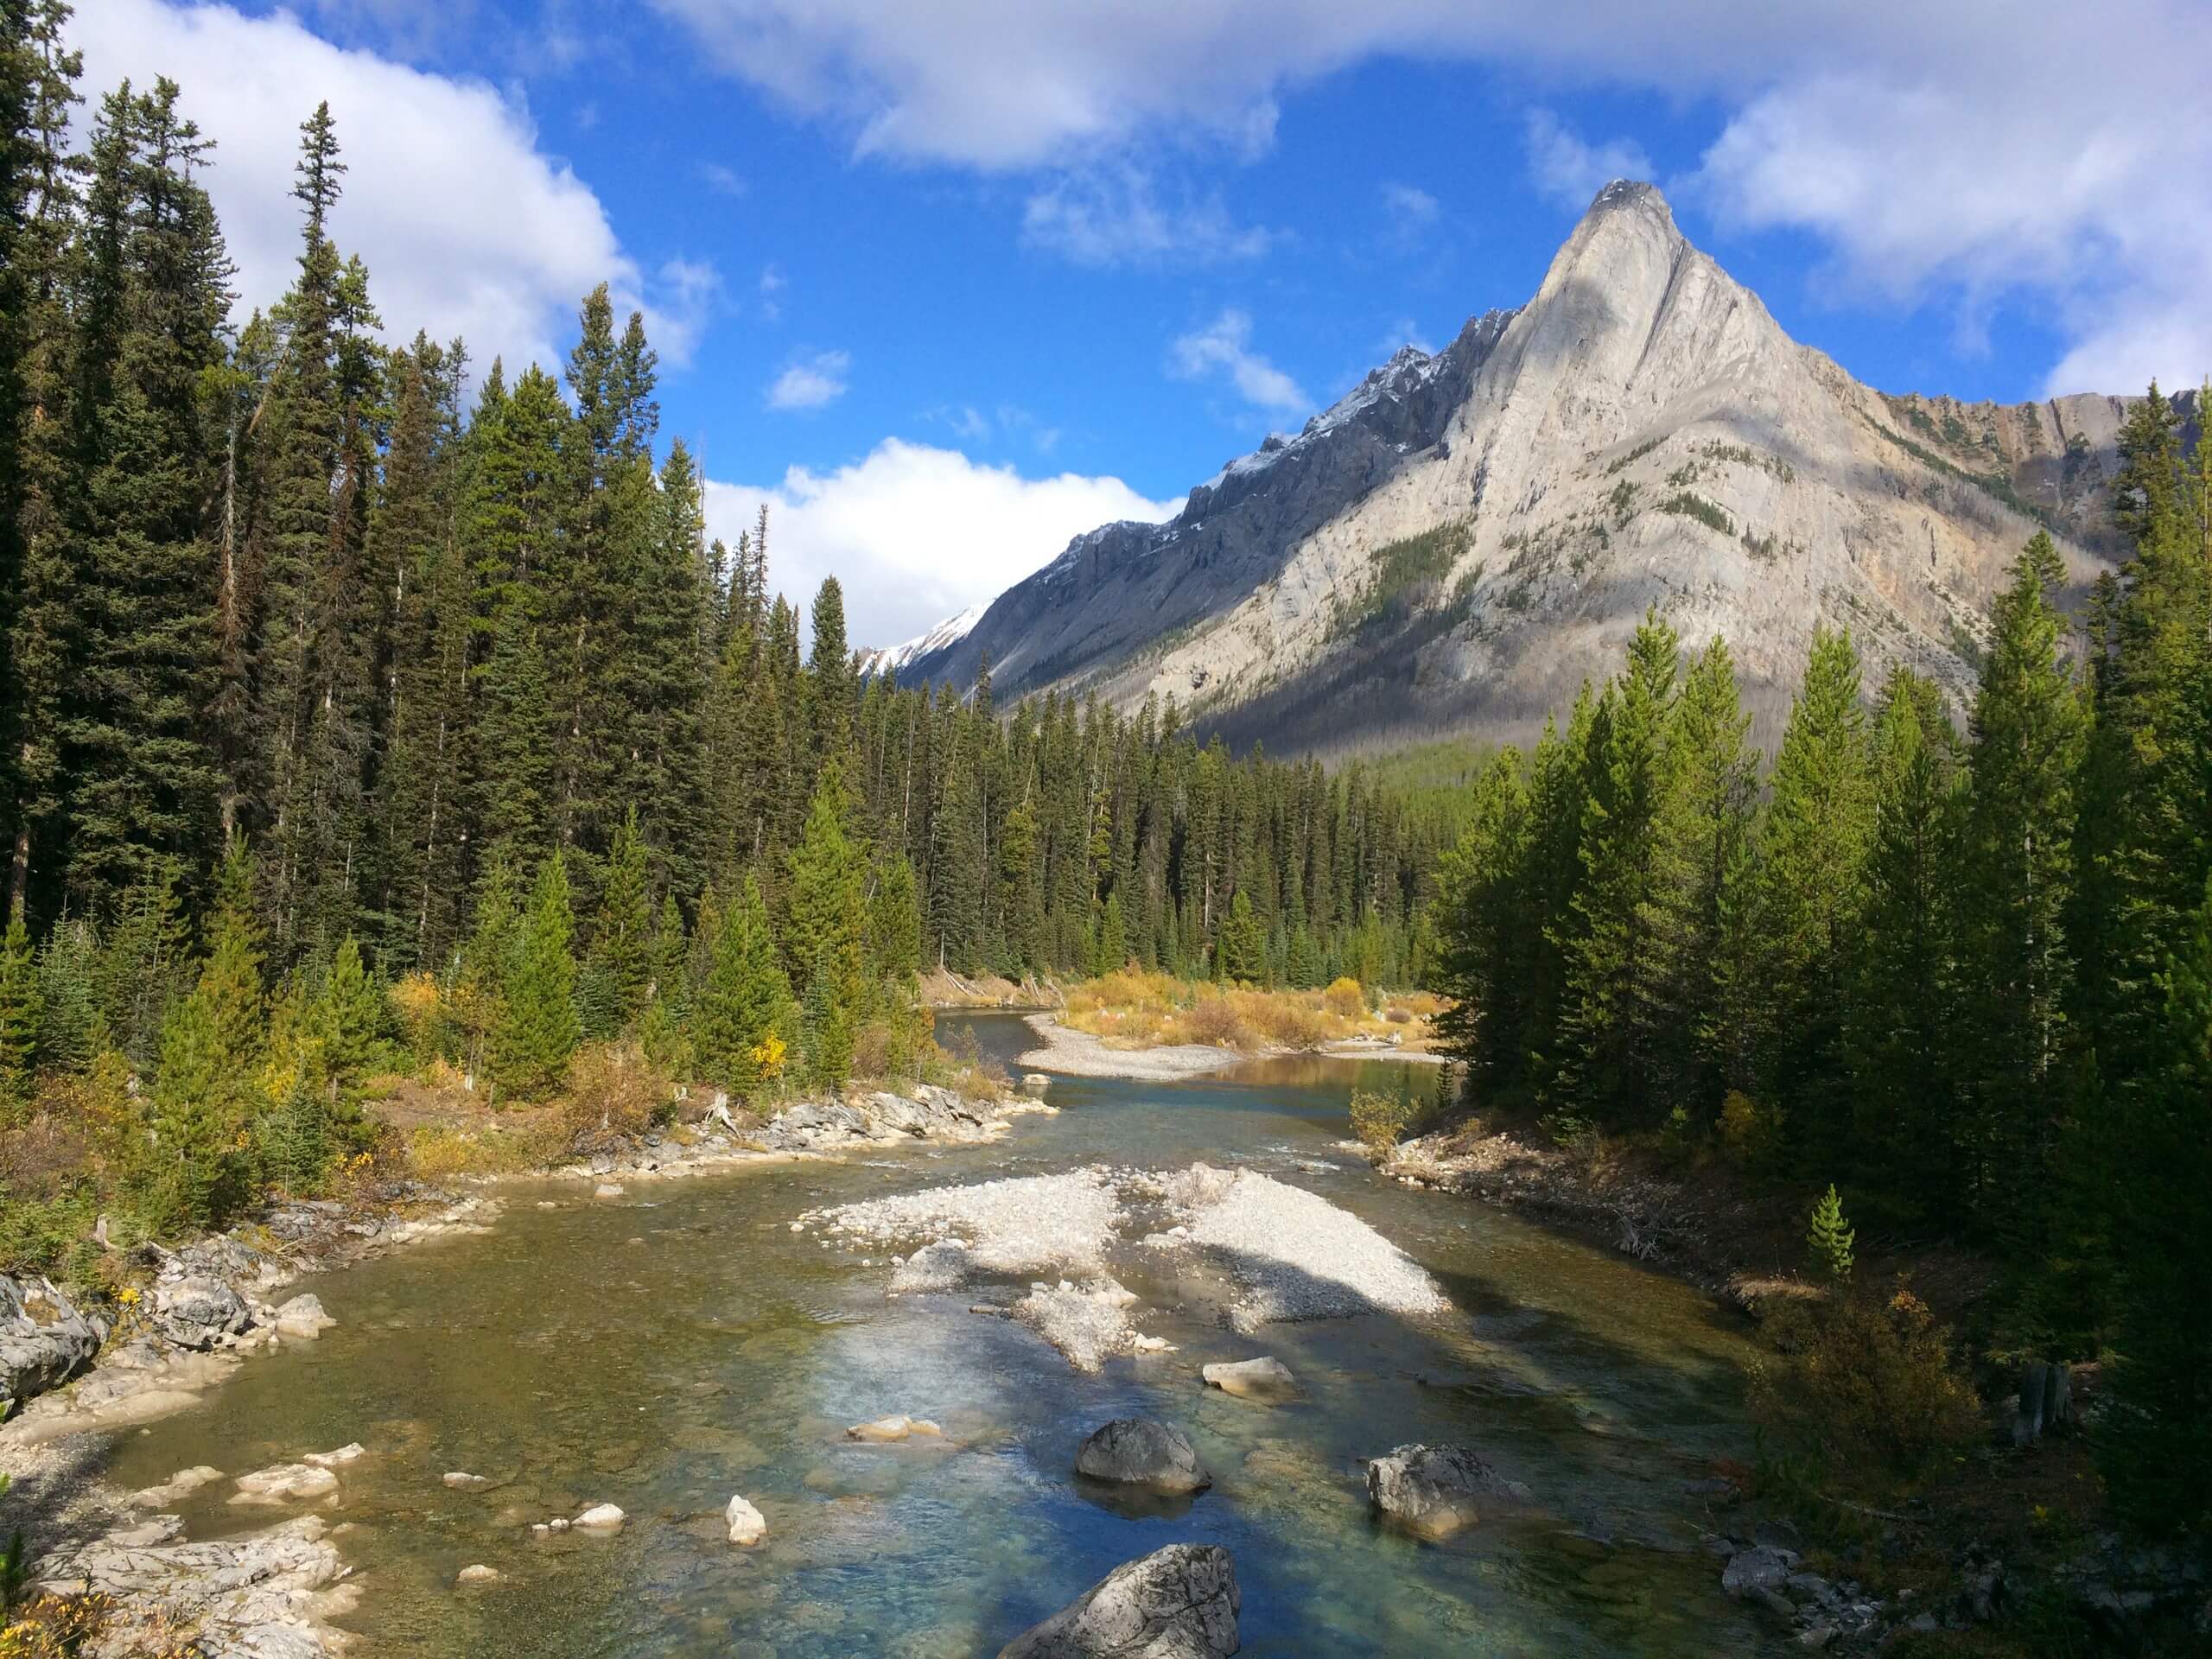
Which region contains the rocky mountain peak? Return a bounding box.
[904,187,2142,758]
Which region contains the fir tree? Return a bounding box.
[1217,887,1266,983]
[691,875,791,1096]
[580,805,652,1038]
[492,850,578,1100]
[32,915,102,1071]
[0,899,39,1117]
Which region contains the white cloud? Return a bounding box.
[1522,109,1651,212]
[1379,181,1439,249]
[700,161,747,196]
[76,0,710,376]
[652,0,2212,397]
[766,350,851,410]
[1168,309,1308,416]
[1022,164,1272,266]
[708,439,1180,646]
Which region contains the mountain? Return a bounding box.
[905,181,2189,754]
[856,602,987,680]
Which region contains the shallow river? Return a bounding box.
[109,1014,1780,1656]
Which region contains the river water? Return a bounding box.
[106,1014,1779,1656]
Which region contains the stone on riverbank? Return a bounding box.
[456,1563,503,1585]
[1075,1419,1211,1494]
[1365,1443,1532,1538]
[726,1493,767,1545]
[1201,1357,1295,1400]
[998,1542,1240,1658]
[573,1503,625,1529]
[0,1273,106,1410]
[153,1274,250,1349]
[130,1465,226,1508]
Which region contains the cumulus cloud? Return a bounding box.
[652,0,2212,397]
[708,440,1180,645]
[1168,310,1308,416]
[1522,110,1652,212]
[1022,163,1272,266]
[76,0,709,375]
[766,350,851,410]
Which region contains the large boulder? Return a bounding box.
[0,1273,107,1409]
[153,1274,250,1349]
[1075,1419,1211,1494]
[998,1543,1240,1658]
[1364,1443,1532,1538]
[1720,1544,1800,1599]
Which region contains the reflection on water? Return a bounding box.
[107,1014,1780,1656]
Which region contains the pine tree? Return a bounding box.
[1957,534,2085,1234]
[97,866,190,1066]
[786,763,867,1081]
[315,933,382,1089]
[1218,887,1266,982]
[33,915,102,1071]
[491,850,578,1100]
[1807,1183,1856,1281]
[867,854,923,983]
[1751,626,1874,1165]
[691,875,791,1096]
[0,898,40,1117]
[580,805,652,1038]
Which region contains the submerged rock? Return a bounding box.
[231,1462,341,1504]
[455,1563,503,1585]
[847,1414,944,1443]
[1365,1443,1532,1538]
[725,1494,767,1545]
[1074,1419,1211,1494]
[130,1465,226,1508]
[998,1542,1240,1658]
[1201,1357,1295,1400]
[0,1273,107,1409]
[573,1503,626,1530]
[273,1294,335,1340]
[443,1471,493,1490]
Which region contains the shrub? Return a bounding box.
[558,1041,670,1153]
[1177,992,1259,1051]
[1322,977,1366,1020]
[1719,1090,1783,1164]
[1808,1184,1856,1281]
[1349,1086,1431,1154]
[1750,1281,1983,1479]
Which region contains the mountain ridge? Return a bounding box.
[899,181,2191,754]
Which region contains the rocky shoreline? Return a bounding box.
[1016,1012,1441,1082]
[0,1080,1049,1657]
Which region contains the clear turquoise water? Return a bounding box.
[105,1015,1781,1656]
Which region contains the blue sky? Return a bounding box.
[79,1,2212,646]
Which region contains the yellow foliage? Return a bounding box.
[559,1042,671,1151]
[747,1033,787,1079]
[1322,977,1366,1019]
[1749,1280,1984,1478]
[1349,1087,1430,1153]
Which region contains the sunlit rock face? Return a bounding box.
[907,181,2164,756]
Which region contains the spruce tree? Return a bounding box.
[492,850,578,1100]
[1807,1183,1856,1281]
[1218,888,1266,983]
[581,806,653,1039]
[33,914,102,1071]
[0,899,40,1117]
[786,763,868,1078]
[691,875,791,1096]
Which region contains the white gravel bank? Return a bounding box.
[1015,1014,1247,1080]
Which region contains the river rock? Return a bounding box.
[1365,1443,1532,1538]
[847,1414,943,1443]
[0,1272,106,1408]
[455,1563,503,1585]
[998,1542,1240,1658]
[726,1494,767,1545]
[594,1182,625,1199]
[34,1513,348,1656]
[154,1274,251,1349]
[273,1294,335,1339]
[1200,1357,1295,1400]
[302,1442,364,1467]
[443,1471,493,1490]
[1023,1074,1052,1088]
[1074,1419,1211,1494]
[1721,1544,1801,1599]
[573,1503,625,1529]
[130,1465,226,1507]
[231,1462,341,1504]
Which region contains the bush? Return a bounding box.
[558,1042,671,1153]
[1750,1281,1983,1480]
[1719,1090,1783,1165]
[1322,977,1366,1020]
[1177,992,1259,1051]
[1349,1086,1431,1154]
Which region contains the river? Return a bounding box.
[103,1013,1778,1656]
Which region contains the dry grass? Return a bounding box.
[1059,970,1440,1054]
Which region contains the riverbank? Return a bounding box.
[1017,1010,1444,1082]
[1366,1116,2210,1655]
[0,1078,1049,1656]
